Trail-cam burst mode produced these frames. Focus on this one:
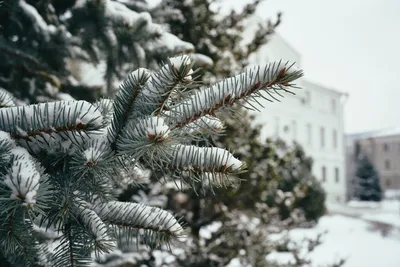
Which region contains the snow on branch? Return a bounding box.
[102,0,194,54]
[77,205,116,254]
[19,0,56,41]
[0,100,103,154]
[171,145,243,173]
[190,53,214,68]
[0,131,15,169]
[166,61,303,128]
[168,145,245,188]
[92,201,184,248]
[94,98,114,125]
[180,115,224,136]
[70,140,115,179]
[0,88,16,108]
[145,29,194,55]
[109,68,150,143]
[2,147,41,205]
[134,55,194,117]
[0,52,305,265]
[117,116,172,159]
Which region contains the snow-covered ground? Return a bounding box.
[267,199,400,267]
[328,199,400,227]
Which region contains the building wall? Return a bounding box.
[246,32,347,203]
[248,80,347,203]
[372,135,400,190]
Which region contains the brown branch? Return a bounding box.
[0,46,46,70]
[10,122,92,141]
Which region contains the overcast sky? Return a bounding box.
[220,0,400,134]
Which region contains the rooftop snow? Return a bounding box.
[347,126,400,140]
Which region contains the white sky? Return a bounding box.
[220,0,400,134]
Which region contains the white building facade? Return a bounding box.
[247,33,348,203]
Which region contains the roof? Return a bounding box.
[301,79,348,97]
[347,126,400,140]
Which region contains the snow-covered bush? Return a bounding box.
[0,55,302,266]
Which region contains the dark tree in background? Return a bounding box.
[354,147,382,201]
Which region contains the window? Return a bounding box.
[331,98,336,112]
[333,130,337,149]
[385,160,391,170]
[383,143,389,152]
[320,127,325,148]
[386,179,391,187]
[302,91,311,105]
[335,167,339,183]
[307,124,312,146]
[322,166,326,182]
[292,121,297,139]
[336,196,341,202]
[283,125,289,133]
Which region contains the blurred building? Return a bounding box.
[346,128,400,200]
[246,31,348,203]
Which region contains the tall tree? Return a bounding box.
[156,0,281,79]
[354,153,382,201]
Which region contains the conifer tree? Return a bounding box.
[154,114,327,267]
[114,2,327,266]
[154,0,281,79]
[354,145,382,201]
[0,0,194,103]
[0,55,303,266]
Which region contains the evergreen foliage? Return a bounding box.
[354,143,382,201]
[132,110,327,267]
[0,0,195,103]
[108,2,328,266]
[0,55,303,266]
[153,0,281,79]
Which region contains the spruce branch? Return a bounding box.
[0,38,47,70]
[109,68,151,145]
[94,99,114,126]
[50,224,94,267]
[70,140,115,180]
[165,60,303,128]
[0,54,303,266]
[3,147,41,206]
[76,204,116,256]
[180,115,224,136]
[117,116,174,161]
[0,88,15,108]
[0,203,45,266]
[0,100,104,154]
[0,131,15,167]
[171,145,243,172]
[92,201,184,248]
[134,55,194,117]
